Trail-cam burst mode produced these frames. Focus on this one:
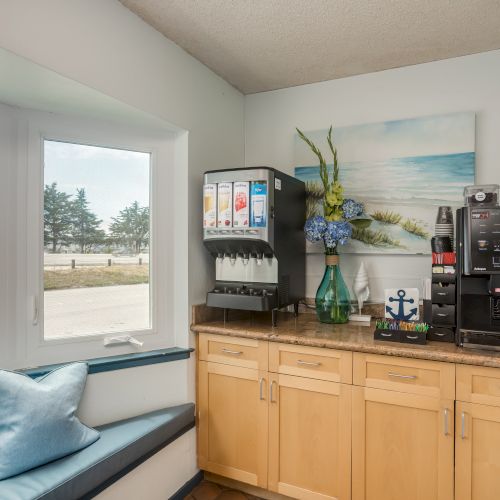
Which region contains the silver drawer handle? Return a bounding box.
[270,380,277,403]
[461,411,466,439]
[297,359,322,367]
[388,372,417,380]
[405,335,419,340]
[437,313,448,317]
[221,348,243,355]
[259,377,265,401]
[380,332,393,337]
[437,292,447,296]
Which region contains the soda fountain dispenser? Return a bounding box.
[203,167,305,326]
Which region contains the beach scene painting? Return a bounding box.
[294,112,476,254]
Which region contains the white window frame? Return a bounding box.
[21,110,176,366]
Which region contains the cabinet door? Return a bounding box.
[456,401,500,500]
[198,361,268,488]
[268,373,351,500]
[352,386,454,500]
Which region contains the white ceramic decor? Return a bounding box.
[349,262,371,323]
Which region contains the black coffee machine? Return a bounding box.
[457,185,500,349]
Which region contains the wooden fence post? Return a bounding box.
[108,258,112,267]
[71,259,76,269]
[139,257,143,265]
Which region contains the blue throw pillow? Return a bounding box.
[0,362,100,480]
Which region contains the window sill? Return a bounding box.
[21,347,194,379]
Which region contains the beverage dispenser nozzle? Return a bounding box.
[243,253,249,265]
[256,252,263,266]
[217,252,224,263]
[230,253,236,265]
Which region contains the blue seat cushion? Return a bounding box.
[0,403,195,500]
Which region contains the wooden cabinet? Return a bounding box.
[352,386,454,500]
[455,401,500,500]
[455,365,500,500]
[198,334,500,500]
[456,364,500,407]
[198,360,268,488]
[269,342,352,383]
[353,352,455,399]
[198,333,268,371]
[198,335,352,498]
[268,373,351,500]
[198,335,270,488]
[352,354,455,500]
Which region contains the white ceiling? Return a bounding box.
[119,0,500,94]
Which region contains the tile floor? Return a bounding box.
[185,480,262,500]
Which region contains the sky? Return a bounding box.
[294,112,476,165]
[44,140,150,230]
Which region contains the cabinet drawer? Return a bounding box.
[457,364,500,407]
[353,352,455,399]
[432,304,456,326]
[269,342,352,383]
[431,283,456,305]
[198,333,268,370]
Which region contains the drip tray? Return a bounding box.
[462,329,500,350]
[206,291,277,311]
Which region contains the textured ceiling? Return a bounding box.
[119,0,500,94]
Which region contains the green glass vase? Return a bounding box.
[315,254,351,324]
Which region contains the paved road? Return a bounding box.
[44,284,150,339]
[44,253,149,268]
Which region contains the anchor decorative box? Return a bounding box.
[374,318,429,345]
[384,288,420,321]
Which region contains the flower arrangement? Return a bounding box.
[297,126,370,255]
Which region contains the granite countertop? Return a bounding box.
[191,310,500,368]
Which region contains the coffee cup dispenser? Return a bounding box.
[202,167,305,325]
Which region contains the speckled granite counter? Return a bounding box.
[191,309,500,368]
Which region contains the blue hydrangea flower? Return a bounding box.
[323,221,352,248]
[341,199,364,220]
[304,216,327,242]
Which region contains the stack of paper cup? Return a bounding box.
[435,206,454,249]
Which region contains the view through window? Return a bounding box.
[43,140,151,339]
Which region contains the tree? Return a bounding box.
[109,201,150,253]
[70,188,106,253]
[44,182,73,253]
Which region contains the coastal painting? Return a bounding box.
[294,112,476,254]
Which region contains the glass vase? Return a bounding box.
[315,253,351,324]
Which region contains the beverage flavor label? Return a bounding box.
[217,182,233,227]
[233,181,249,227]
[250,181,267,227]
[203,184,217,228]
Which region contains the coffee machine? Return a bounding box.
[457,185,500,349]
[203,167,305,325]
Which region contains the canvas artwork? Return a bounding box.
[294,112,476,254]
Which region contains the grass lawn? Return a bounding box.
[44,265,149,290]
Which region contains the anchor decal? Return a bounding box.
[386,289,418,320]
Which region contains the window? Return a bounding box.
[22,111,178,367]
[43,140,151,339]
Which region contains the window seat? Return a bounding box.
[0,403,195,500]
